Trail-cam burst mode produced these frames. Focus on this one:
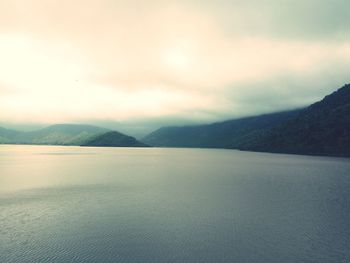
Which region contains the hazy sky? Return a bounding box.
[1,0,350,135]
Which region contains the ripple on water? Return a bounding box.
[0,147,350,263]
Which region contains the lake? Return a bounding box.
[0,145,350,262]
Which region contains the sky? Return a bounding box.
[0,0,350,136]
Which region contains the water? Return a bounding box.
[0,145,349,263]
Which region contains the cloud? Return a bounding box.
[196,0,350,39]
[0,0,349,133]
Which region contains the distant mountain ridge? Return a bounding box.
[0,124,148,147]
[2,84,349,155]
[0,127,21,143]
[143,84,350,157]
[143,110,302,148]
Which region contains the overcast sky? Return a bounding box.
[0,0,349,136]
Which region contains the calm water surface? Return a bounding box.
[0,145,350,262]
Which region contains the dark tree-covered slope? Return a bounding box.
[82,131,149,147]
[143,110,301,148]
[143,84,350,157]
[239,84,350,156]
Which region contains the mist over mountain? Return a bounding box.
[2,84,349,156]
[0,127,21,143]
[143,110,302,148]
[0,124,147,147]
[238,84,350,156]
[143,84,350,157]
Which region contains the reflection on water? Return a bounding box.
[0,145,350,262]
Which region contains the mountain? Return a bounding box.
[143,84,350,157]
[0,127,21,143]
[8,124,109,145]
[82,131,149,147]
[143,110,302,148]
[0,124,148,147]
[238,84,350,156]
